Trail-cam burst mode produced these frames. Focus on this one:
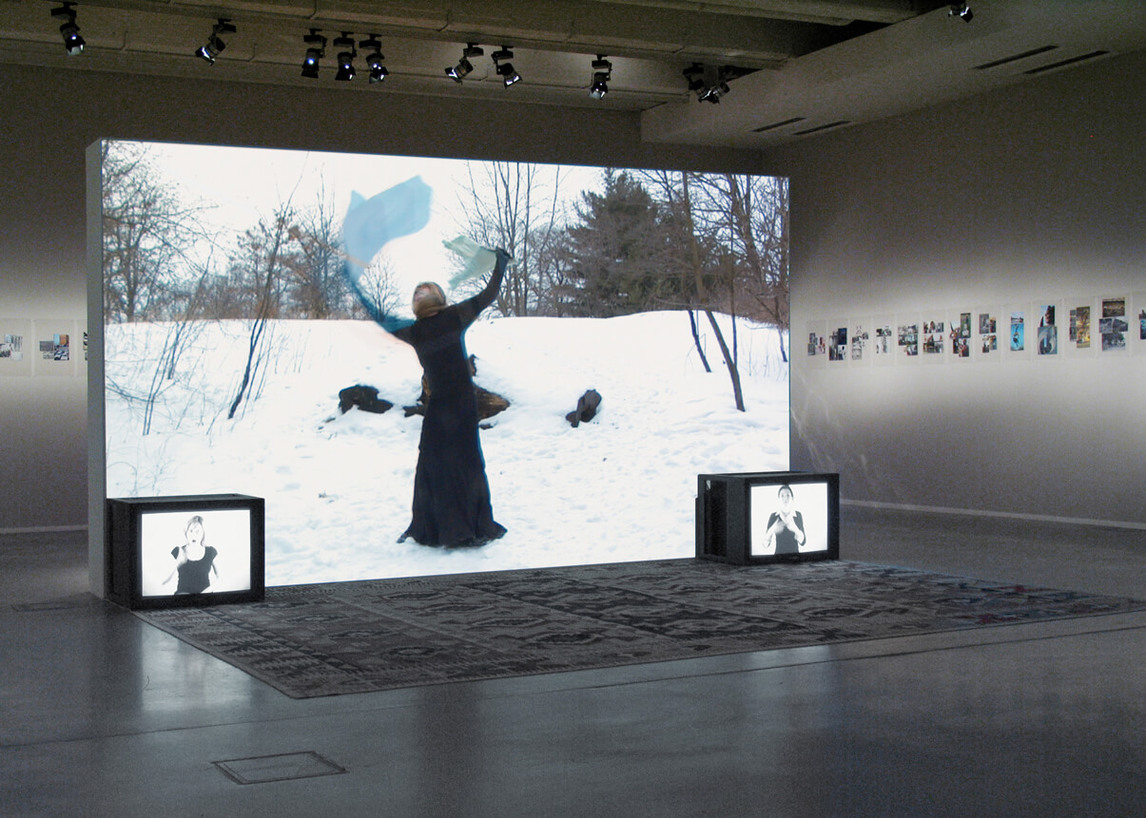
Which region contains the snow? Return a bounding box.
[104,311,789,586]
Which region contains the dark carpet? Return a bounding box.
[135,559,1145,698]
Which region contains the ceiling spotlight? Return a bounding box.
[698,79,730,104]
[949,3,973,22]
[195,19,235,65]
[589,55,612,100]
[360,35,388,83]
[446,43,483,83]
[333,33,357,81]
[683,63,732,103]
[491,47,521,87]
[50,3,85,56]
[300,29,326,79]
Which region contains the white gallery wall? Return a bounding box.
[769,50,1146,526]
[0,63,761,534]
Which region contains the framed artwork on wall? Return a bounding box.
[920,316,946,363]
[31,319,78,377]
[1005,304,1031,361]
[827,319,849,364]
[1035,301,1061,358]
[895,315,921,364]
[974,306,1000,362]
[1135,293,1146,352]
[1099,295,1130,354]
[0,318,32,377]
[806,320,828,368]
[948,310,973,362]
[872,316,894,366]
[850,317,872,365]
[1065,296,1095,358]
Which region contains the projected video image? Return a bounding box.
[98,140,791,584]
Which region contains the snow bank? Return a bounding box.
[105,311,789,584]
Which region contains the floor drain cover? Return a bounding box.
[213,751,346,785]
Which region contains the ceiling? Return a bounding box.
[3,0,1145,149]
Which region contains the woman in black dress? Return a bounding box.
[390,248,511,547]
[765,484,806,555]
[162,515,219,594]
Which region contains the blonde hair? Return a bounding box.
[412,281,446,319]
[185,515,207,545]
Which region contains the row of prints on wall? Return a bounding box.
[0,319,86,377]
[807,295,1144,367]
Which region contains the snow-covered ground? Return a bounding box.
[105,311,789,585]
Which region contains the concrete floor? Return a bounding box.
[3,506,1145,817]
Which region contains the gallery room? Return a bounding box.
[2,1,1145,815]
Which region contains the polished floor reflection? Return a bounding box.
[3,507,1145,817]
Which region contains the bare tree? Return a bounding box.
[105,263,213,436]
[226,205,299,419]
[690,173,790,361]
[100,141,209,323]
[351,257,404,323]
[455,161,571,316]
[678,173,746,411]
[634,169,745,410]
[286,188,351,319]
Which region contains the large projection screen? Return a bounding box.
[96,140,790,585]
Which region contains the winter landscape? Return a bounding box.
[105,312,790,586]
[99,139,791,586]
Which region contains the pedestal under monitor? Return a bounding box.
[106,494,265,609]
[697,472,839,565]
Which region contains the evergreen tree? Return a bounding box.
[562,170,677,316]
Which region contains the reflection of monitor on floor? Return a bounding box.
[697,472,839,565]
[107,494,265,609]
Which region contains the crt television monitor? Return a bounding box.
[106,494,265,609]
[697,472,839,565]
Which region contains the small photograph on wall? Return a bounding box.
[1008,308,1027,356]
[897,320,919,361]
[32,320,78,376]
[1138,295,1146,344]
[1,333,24,361]
[41,335,69,361]
[828,323,848,362]
[921,319,945,357]
[0,319,32,377]
[949,311,972,360]
[1066,300,1093,356]
[850,320,870,363]
[1036,303,1058,357]
[1099,297,1128,352]
[808,332,821,357]
[976,308,998,361]
[872,318,894,366]
[806,322,828,368]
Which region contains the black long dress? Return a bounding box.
[392,263,507,546]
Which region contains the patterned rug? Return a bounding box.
[135,559,1145,698]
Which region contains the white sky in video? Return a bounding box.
[133,141,604,296]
